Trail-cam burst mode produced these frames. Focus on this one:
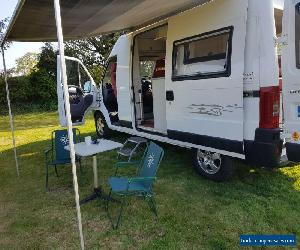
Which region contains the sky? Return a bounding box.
[0,0,43,70]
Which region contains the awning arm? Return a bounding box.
[0,0,26,47]
[1,46,19,177]
[53,0,85,249]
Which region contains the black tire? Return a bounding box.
[192,149,235,181]
[94,111,111,139]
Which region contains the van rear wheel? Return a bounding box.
[94,111,111,138]
[193,149,235,181]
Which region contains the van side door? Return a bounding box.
[282,0,300,162]
[109,35,133,126]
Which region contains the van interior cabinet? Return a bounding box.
[152,78,167,132]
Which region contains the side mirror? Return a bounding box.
[83,81,91,93]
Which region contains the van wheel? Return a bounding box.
[193,149,235,181]
[94,112,111,138]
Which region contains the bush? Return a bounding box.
[0,75,31,104]
[29,69,57,105]
[0,69,57,115]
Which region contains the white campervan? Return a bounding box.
[57,0,300,181]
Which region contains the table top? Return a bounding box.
[65,139,123,157]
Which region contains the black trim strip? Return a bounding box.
[167,130,244,154]
[243,90,260,98]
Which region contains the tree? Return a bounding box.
[0,18,11,50]
[15,52,38,76]
[36,42,57,77]
[28,43,57,109]
[64,33,120,82]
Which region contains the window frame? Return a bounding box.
[172,26,234,82]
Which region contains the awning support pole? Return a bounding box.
[1,46,19,177]
[53,0,85,249]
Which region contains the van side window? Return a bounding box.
[172,26,233,81]
[295,3,300,69]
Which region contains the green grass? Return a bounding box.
[0,111,300,249]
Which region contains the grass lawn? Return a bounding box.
[0,111,300,249]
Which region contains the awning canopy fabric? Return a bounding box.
[3,0,211,44]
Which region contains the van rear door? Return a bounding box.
[57,56,97,127]
[282,0,300,162]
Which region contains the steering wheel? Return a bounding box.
[68,85,84,104]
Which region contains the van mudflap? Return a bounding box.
[244,128,283,167]
[286,142,300,162]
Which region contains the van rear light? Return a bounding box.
[259,86,280,129]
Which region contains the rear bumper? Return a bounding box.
[286,142,300,162]
[244,128,283,167]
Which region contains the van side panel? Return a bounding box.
[165,0,248,153]
[258,0,279,88]
[243,0,282,167]
[244,0,279,141]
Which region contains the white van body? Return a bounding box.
[57,0,300,180]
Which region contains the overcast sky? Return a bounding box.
[0,0,43,70]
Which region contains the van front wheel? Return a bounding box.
[94,111,111,138]
[193,149,235,181]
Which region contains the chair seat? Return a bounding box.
[48,156,81,166]
[108,177,148,193]
[49,158,71,165]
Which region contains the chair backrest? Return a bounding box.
[53,129,78,161]
[138,142,164,190]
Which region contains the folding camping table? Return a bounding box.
[65,139,123,205]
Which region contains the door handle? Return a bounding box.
[166,90,174,101]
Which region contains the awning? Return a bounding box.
[3,0,211,44]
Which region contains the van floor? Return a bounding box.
[141,119,154,128]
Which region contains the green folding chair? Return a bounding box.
[106,141,164,229]
[44,129,82,190]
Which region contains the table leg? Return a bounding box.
[79,154,117,205]
[79,154,101,205]
[93,155,99,188]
